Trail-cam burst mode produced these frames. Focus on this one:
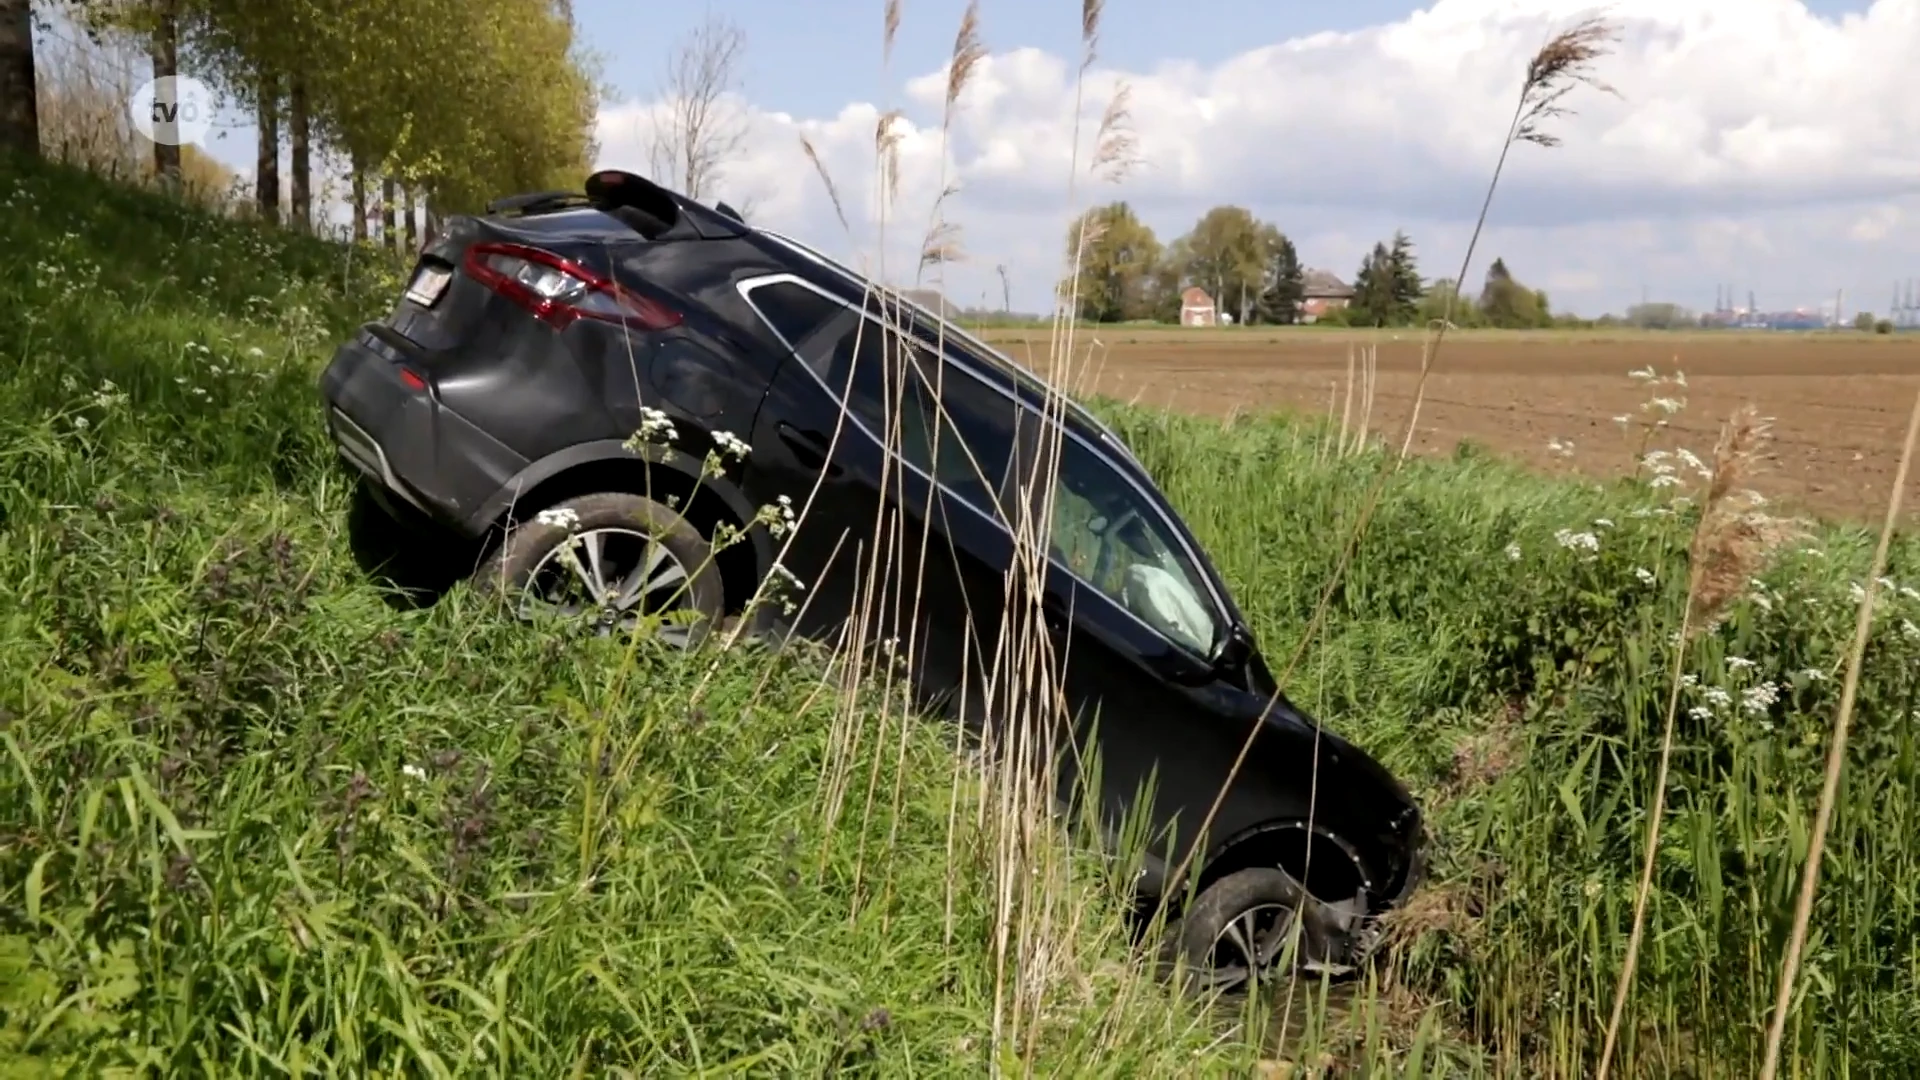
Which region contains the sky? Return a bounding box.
[64,0,1920,319]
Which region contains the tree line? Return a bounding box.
[0,0,599,243]
[1063,201,1563,329]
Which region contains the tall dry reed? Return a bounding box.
[1596,404,1804,1079]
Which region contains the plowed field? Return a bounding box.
[980,327,1920,522]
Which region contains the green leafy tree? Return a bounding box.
[1419,278,1482,328]
[1478,257,1553,328]
[1853,311,1877,332]
[1066,202,1164,323]
[1175,205,1271,324]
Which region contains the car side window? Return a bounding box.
[745,281,847,350]
[802,309,1021,520]
[1047,436,1221,656]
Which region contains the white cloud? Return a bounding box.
[594,0,1920,316]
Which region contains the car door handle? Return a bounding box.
[776,422,843,477]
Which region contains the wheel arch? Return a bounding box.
[1177,723,1424,919]
[466,439,774,614]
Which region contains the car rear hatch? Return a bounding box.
[382,171,747,354]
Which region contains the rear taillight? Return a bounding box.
[462,243,682,332]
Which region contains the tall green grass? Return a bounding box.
[4,152,1919,1075]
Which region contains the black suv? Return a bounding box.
[320,169,1424,989]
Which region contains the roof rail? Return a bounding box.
[485,190,591,216]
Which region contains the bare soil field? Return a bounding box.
[980,327,1920,522]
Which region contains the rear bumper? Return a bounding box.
[319,327,529,536]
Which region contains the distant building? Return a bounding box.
[1301,270,1354,323]
[1180,286,1217,327]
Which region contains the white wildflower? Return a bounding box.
[1650,474,1683,489]
[1680,674,1699,688]
[634,406,678,444]
[1726,656,1757,672]
[1593,518,1614,529]
[1554,528,1599,553]
[402,764,428,782]
[1741,682,1779,715]
[1633,566,1656,585]
[1687,705,1714,722]
[1702,686,1732,708]
[1799,668,1827,682]
[712,430,751,460]
[1505,542,1522,561]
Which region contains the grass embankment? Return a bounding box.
[2,155,1918,1075]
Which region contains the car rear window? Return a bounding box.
[746,281,847,350]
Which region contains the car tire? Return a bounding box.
[474,492,725,648]
[1171,867,1345,995]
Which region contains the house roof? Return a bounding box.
[1302,269,1353,298]
[1180,286,1214,306]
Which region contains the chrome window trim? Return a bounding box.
[737,272,1232,658]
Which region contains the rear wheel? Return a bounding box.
[475,492,724,647]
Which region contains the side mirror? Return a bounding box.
[1213,624,1254,672]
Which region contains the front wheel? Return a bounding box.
[1173,867,1351,995]
[475,492,725,648]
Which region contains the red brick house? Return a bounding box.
[1301,270,1354,323]
[1179,286,1217,327]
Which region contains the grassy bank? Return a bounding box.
[1101,403,1920,1074]
[0,157,1234,1075]
[3,154,1919,1075]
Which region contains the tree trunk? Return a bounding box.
[254,72,279,223]
[424,196,440,246]
[381,175,397,251]
[149,2,181,189]
[289,74,311,234]
[350,162,367,242]
[404,188,418,252]
[0,0,37,157]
